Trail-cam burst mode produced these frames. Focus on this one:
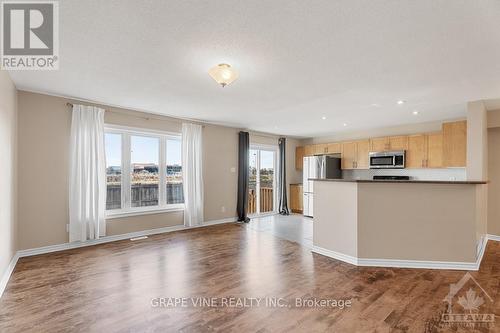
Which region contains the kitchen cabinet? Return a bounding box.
[370,136,408,152]
[341,142,357,169]
[326,142,341,154]
[313,144,328,155]
[427,132,443,168]
[406,133,444,168]
[443,120,467,167]
[295,146,304,170]
[341,140,369,169]
[370,137,389,152]
[356,140,370,169]
[304,145,314,156]
[389,136,408,150]
[290,184,303,214]
[406,135,427,168]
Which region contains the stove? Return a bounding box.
[373,175,410,181]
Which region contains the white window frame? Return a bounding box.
[104,124,184,219]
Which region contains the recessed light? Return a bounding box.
[343,123,347,127]
[322,116,327,120]
[397,100,406,105]
[412,110,419,115]
[370,103,380,107]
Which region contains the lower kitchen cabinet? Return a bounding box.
[290,184,303,214]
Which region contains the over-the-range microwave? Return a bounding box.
[369,150,405,169]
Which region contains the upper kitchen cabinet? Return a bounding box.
[389,136,409,151]
[341,142,357,169]
[313,144,328,155]
[442,120,467,167]
[341,140,369,169]
[370,136,408,152]
[356,140,370,169]
[304,145,314,156]
[370,137,389,152]
[326,142,341,154]
[406,133,443,168]
[295,146,305,170]
[406,135,427,168]
[427,132,443,168]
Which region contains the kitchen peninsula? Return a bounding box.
[311,179,488,270]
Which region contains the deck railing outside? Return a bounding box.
[248,187,273,214]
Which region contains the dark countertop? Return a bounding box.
[309,178,488,185]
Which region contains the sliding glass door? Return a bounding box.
[248,146,277,216]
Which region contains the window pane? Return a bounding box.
[131,136,159,207]
[105,133,122,210]
[259,150,275,213]
[166,138,184,204]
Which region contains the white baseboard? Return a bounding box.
[312,240,487,271]
[311,246,358,266]
[0,217,236,299]
[488,234,500,242]
[17,217,237,258]
[0,253,20,299]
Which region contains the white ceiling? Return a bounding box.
[9,0,500,137]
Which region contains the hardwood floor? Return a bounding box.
[0,223,499,332]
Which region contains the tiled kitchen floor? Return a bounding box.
[244,213,313,248]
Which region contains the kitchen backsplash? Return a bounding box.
[342,168,466,181]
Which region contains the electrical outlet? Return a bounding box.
[230,167,236,173]
[221,206,226,213]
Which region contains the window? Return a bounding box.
[105,133,122,210]
[166,138,184,204]
[104,126,184,216]
[131,135,159,207]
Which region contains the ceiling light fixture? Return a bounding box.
[397,100,406,105]
[343,123,347,127]
[322,116,327,120]
[208,63,239,87]
[412,110,419,115]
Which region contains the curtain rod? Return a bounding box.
[66,102,205,127]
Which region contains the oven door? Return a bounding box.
[369,155,395,168]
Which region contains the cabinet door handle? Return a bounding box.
[421,160,424,167]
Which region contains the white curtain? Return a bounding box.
[182,123,204,227]
[69,104,106,242]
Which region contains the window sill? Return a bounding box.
[106,204,184,220]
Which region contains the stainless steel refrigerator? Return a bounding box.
[303,155,342,217]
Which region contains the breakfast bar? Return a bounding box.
[311,179,488,270]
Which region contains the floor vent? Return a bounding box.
[130,236,148,241]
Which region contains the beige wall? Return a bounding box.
[357,183,477,262]
[313,181,358,257]
[488,128,500,236]
[17,91,300,249]
[314,181,480,263]
[0,70,17,279]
